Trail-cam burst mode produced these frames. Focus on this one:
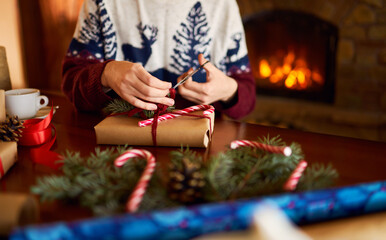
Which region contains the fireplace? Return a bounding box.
[236,0,386,142]
[244,10,338,103]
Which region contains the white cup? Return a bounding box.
[5,88,49,119]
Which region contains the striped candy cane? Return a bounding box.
[114,149,156,213]
[230,140,292,156]
[139,105,215,127]
[283,160,308,191]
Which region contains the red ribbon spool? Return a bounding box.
[18,107,62,169]
[19,107,54,146]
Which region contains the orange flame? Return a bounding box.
[258,51,324,90]
[259,59,272,78]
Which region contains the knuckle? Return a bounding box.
[125,96,137,106]
[204,85,213,95]
[200,95,211,104]
[145,76,156,86]
[131,98,145,109]
[201,98,208,105]
[117,81,126,91]
[178,87,187,95]
[120,74,128,83]
[132,63,142,71]
[141,87,152,96]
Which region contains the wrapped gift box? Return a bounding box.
[0,193,38,236]
[0,141,17,179]
[0,90,17,178]
[95,110,214,148]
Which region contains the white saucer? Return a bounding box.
[32,106,58,119]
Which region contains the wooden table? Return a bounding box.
[2,92,386,238]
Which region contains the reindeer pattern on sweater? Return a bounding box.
[67,0,251,86]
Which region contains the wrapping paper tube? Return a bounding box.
[10,180,386,240]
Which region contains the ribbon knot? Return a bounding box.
[151,88,176,146]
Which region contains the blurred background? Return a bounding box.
[1,0,385,141]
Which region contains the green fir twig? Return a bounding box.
[31,135,339,216]
[103,98,174,118]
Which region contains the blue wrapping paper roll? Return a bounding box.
[11,181,386,240]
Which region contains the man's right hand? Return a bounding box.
[101,61,174,110]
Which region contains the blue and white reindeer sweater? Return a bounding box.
[62,0,255,119]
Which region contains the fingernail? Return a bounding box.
[150,104,158,110]
[168,99,175,106]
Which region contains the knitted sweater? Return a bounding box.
[62,0,255,119]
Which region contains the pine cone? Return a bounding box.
[167,158,206,204]
[0,115,24,142]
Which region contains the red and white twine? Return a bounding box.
[284,160,308,191]
[230,140,292,156]
[138,105,215,127]
[114,149,156,213]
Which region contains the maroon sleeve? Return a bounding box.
[61,56,114,112]
[213,71,256,120]
[175,71,256,120]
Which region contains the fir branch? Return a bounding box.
[103,98,175,118]
[297,163,339,191]
[204,152,234,201]
[257,134,283,146]
[31,176,76,201]
[139,171,179,212]
[207,136,306,200]
[169,147,203,168]
[31,147,150,215]
[103,98,136,114]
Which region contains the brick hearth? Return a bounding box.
[236,0,386,141]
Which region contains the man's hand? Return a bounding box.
[177,54,238,105]
[101,61,174,110]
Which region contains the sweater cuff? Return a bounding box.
[86,60,115,110]
[215,73,256,120]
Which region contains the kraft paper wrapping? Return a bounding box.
[0,141,17,179]
[0,90,5,122]
[0,194,39,236]
[95,110,214,147]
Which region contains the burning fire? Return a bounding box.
[258,51,324,90]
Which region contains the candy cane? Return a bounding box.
[114,149,156,213]
[230,140,292,156]
[139,105,214,127]
[284,160,308,191]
